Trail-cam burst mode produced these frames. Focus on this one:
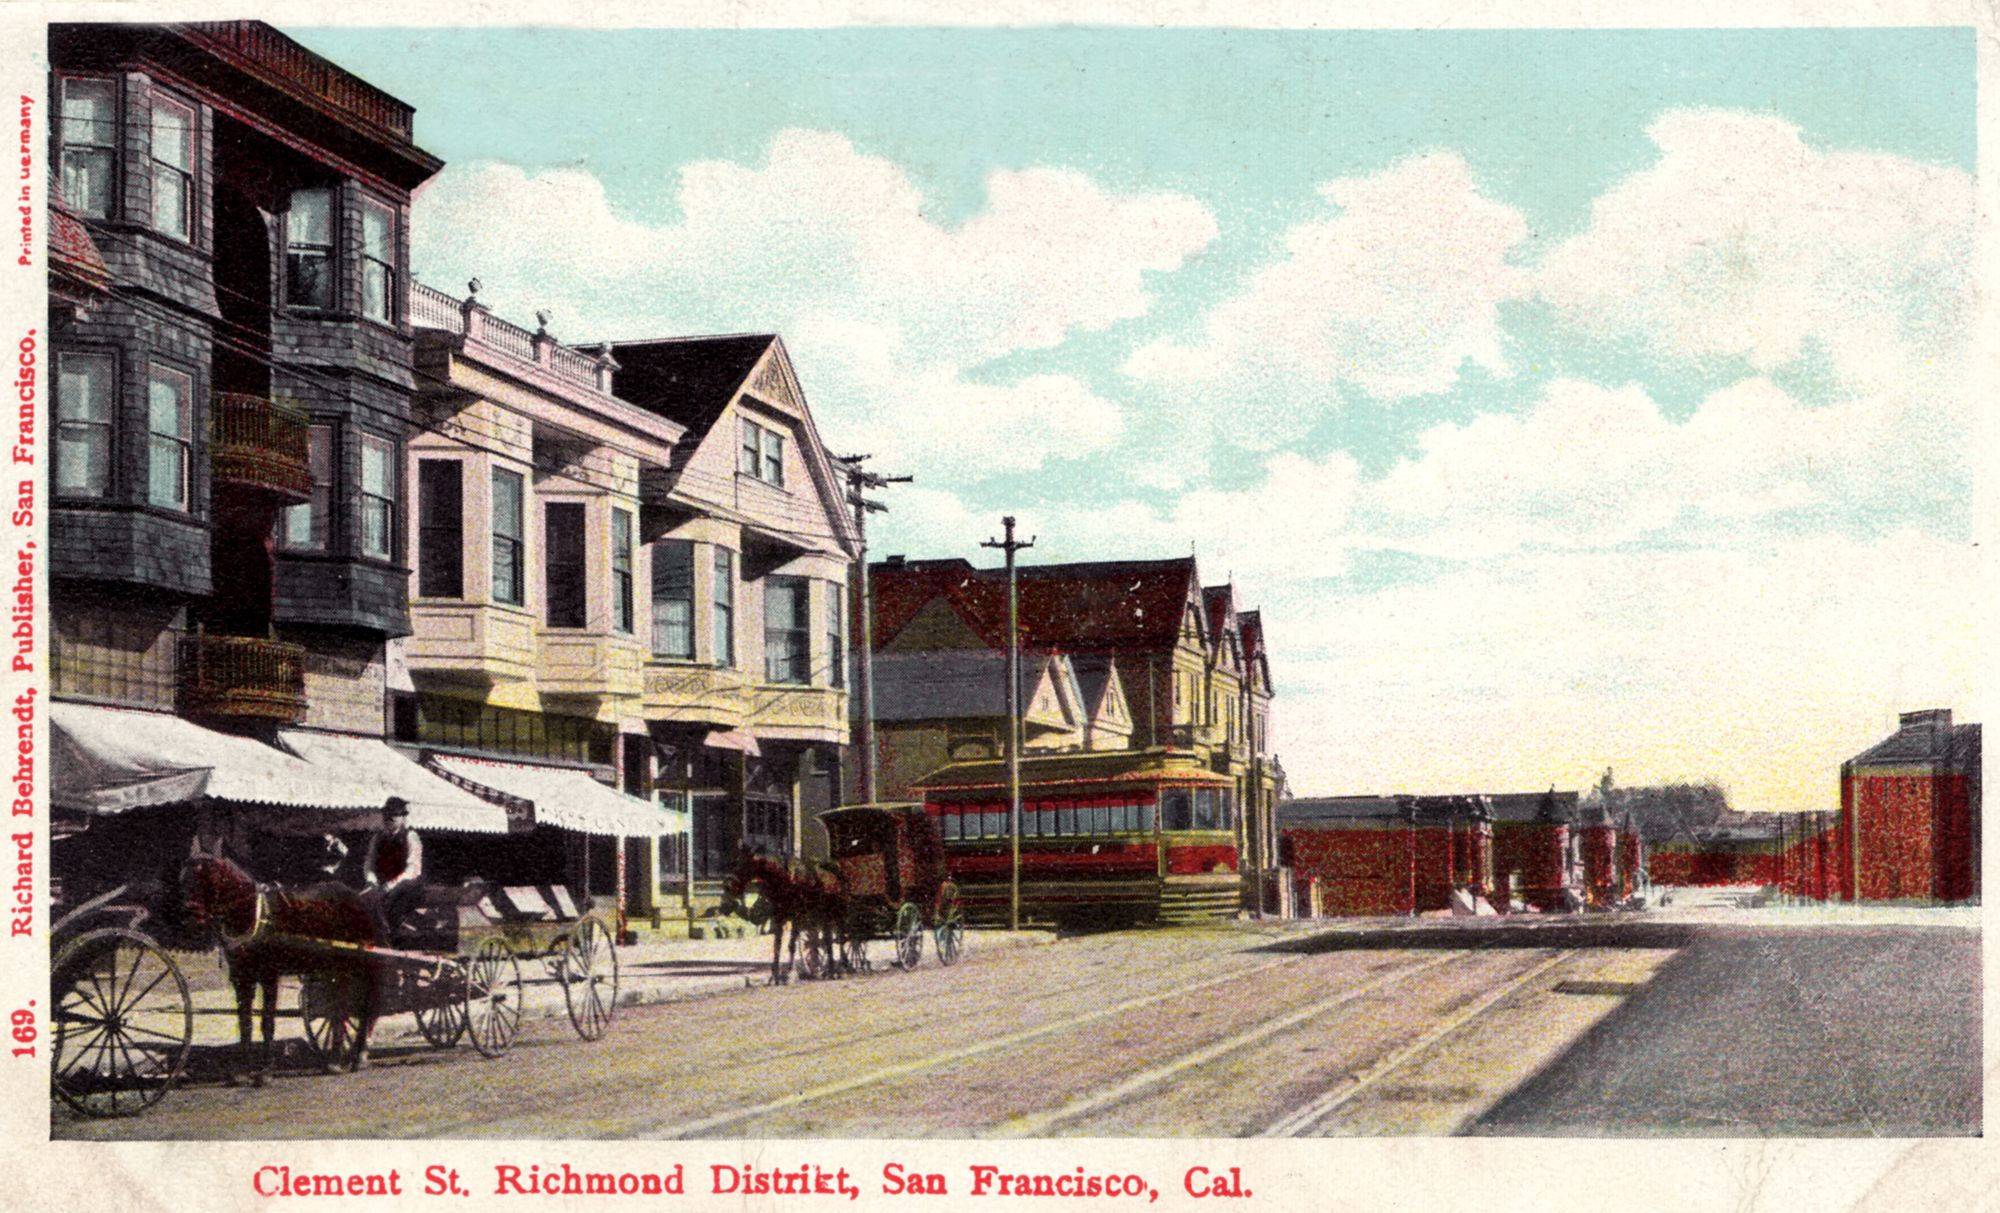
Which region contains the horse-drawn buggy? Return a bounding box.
[721,804,966,984]
[51,852,622,1117]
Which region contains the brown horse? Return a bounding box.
[719,847,849,985]
[182,852,384,1084]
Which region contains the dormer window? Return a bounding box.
[740,418,784,486]
[286,187,334,309]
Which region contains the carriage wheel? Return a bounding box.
[464,939,522,1058]
[892,902,925,971]
[796,920,831,982]
[557,919,619,1042]
[50,928,192,1118]
[412,961,467,1049]
[934,888,966,967]
[300,970,371,1072]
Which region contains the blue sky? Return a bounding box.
[295,26,1980,810]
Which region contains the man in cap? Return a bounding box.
[363,797,425,940]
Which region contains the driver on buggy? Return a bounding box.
[362,797,425,942]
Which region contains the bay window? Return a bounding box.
[278,425,333,551]
[764,576,809,685]
[54,352,112,499]
[544,502,586,628]
[359,434,395,560]
[491,468,524,606]
[58,79,115,218]
[651,539,694,659]
[611,509,634,634]
[145,365,191,511]
[286,188,334,309]
[149,95,193,241]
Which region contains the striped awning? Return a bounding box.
[427,754,686,837]
[277,731,511,834]
[52,703,379,815]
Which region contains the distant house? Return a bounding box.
[1840,708,1980,903]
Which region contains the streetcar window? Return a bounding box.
[941,813,959,841]
[1137,802,1157,832]
[1192,789,1220,830]
[1093,804,1113,834]
[983,810,1006,838]
[1219,789,1235,829]
[1058,803,1078,836]
[1162,789,1193,831]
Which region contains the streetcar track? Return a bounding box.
[641,950,1320,1138]
[990,952,1460,1137]
[1258,948,1577,1137]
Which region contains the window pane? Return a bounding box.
[740,422,760,476]
[417,460,463,597]
[612,510,634,633]
[826,580,844,689]
[148,376,183,438]
[712,547,734,666]
[544,502,586,628]
[761,428,783,484]
[56,427,108,497]
[290,189,331,245]
[492,469,524,605]
[362,262,390,323]
[55,355,112,499]
[61,79,113,147]
[764,576,809,683]
[146,370,186,510]
[152,173,188,240]
[61,148,112,218]
[151,101,190,169]
[651,539,694,658]
[1161,789,1192,831]
[361,438,391,496]
[362,201,392,258]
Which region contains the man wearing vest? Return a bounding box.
[364,797,425,941]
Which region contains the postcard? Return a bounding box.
[0,2,1991,1210]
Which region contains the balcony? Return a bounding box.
[211,393,311,503]
[178,632,308,724]
[406,603,537,686]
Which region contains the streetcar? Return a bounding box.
[913,748,1241,926]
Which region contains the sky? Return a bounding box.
[295,25,1980,812]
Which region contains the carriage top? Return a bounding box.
[817,803,948,908]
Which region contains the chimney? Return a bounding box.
[881,555,905,567]
[1899,708,1953,733]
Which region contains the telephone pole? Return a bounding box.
[840,456,911,805]
[982,515,1034,931]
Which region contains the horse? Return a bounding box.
[719,847,849,985]
[181,851,384,1085]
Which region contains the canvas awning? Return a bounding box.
[277,732,512,835]
[703,728,762,757]
[52,703,380,816]
[427,754,685,837]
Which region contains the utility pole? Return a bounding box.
[840,456,912,806]
[982,515,1034,931]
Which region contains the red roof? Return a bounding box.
[49,205,109,293]
[871,557,1199,655]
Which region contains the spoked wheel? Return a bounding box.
[892,902,924,971]
[933,886,966,967]
[557,919,619,1041]
[299,970,370,1072]
[50,928,192,1118]
[463,938,522,1058]
[412,960,467,1049]
[796,920,832,982]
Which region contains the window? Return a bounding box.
[764,576,809,684]
[278,425,333,551]
[359,435,395,560]
[149,96,193,241]
[1161,788,1193,832]
[650,539,694,659]
[145,366,190,511]
[826,581,844,688]
[544,502,586,628]
[491,468,524,606]
[739,418,784,486]
[59,79,115,218]
[360,198,396,324]
[286,188,334,309]
[620,737,649,797]
[417,459,463,597]
[54,352,113,498]
[611,509,634,634]
[712,547,734,667]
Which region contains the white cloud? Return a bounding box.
[411,130,1216,478]
[1357,374,1959,559]
[1536,109,1974,392]
[1268,533,1979,814]
[1123,152,1530,446]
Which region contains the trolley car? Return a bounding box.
[915,749,1243,926]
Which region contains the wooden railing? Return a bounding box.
[409,281,465,334]
[178,631,308,724]
[210,392,311,502]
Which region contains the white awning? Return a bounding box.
[427,754,686,837]
[52,702,380,815]
[277,732,513,835]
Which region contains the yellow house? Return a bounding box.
[403,286,857,922]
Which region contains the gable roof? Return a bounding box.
[1849,709,1981,770]
[869,649,1075,731]
[870,557,1200,654]
[603,335,777,445]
